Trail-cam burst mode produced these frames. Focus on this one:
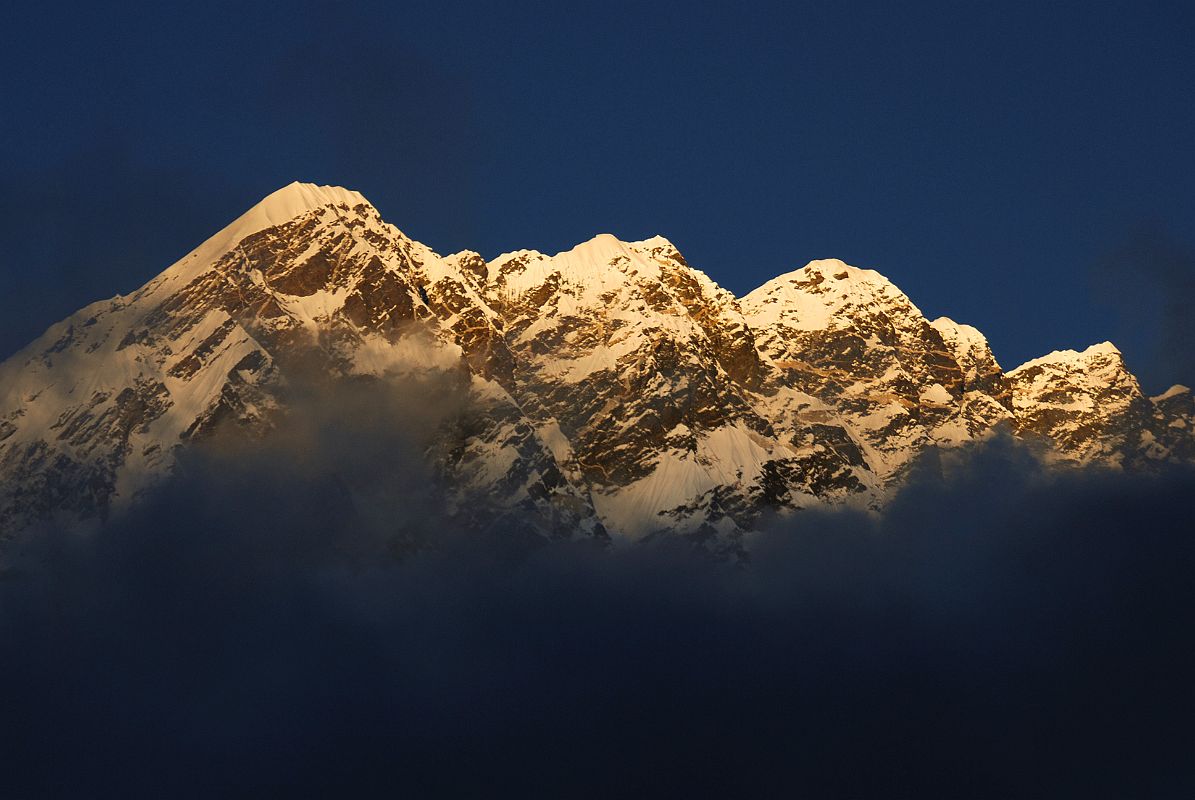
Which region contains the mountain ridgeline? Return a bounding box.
[1,183,1191,550]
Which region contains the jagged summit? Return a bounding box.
[1005,340,1147,465]
[130,181,383,305]
[744,258,897,296]
[0,181,1190,547]
[257,181,370,216]
[802,257,889,281]
[740,258,916,332]
[552,232,643,272]
[634,234,677,251]
[930,316,988,343]
[192,182,369,260]
[1008,341,1123,374]
[489,233,678,272]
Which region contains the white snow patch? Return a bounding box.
[535,421,574,466]
[1152,384,1190,402]
[593,423,774,538]
[920,383,953,405]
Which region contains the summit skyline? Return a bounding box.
[2,181,1189,547]
[4,2,1194,393]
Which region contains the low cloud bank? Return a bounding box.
[1,387,1193,797]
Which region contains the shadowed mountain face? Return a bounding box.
[1,182,1191,548]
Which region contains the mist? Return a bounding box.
[1,374,1192,798]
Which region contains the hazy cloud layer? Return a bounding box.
[1,373,1192,798]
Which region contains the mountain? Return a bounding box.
[1,182,1190,548]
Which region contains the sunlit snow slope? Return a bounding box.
[1,183,1190,551]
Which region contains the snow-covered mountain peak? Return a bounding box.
[443,250,490,288]
[803,257,885,281]
[128,181,385,306]
[0,184,1191,547]
[931,316,986,346]
[634,234,679,251]
[743,256,890,293]
[1008,341,1123,375]
[201,182,370,256]
[1153,384,1191,403]
[257,181,370,218]
[740,257,919,334]
[555,233,642,271]
[488,233,632,274]
[559,232,698,270]
[445,249,485,264]
[486,233,710,304]
[747,258,900,296]
[1006,340,1146,465]
[741,258,1019,475]
[572,231,624,250]
[931,315,1004,371]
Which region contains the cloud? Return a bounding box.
[1,387,1193,797]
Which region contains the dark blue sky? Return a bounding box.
[3,0,1193,389]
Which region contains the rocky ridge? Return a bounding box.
[0,182,1189,549]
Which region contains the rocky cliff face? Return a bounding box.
[0,184,599,543]
[1,183,1190,546]
[1006,342,1193,469]
[741,260,1016,482]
